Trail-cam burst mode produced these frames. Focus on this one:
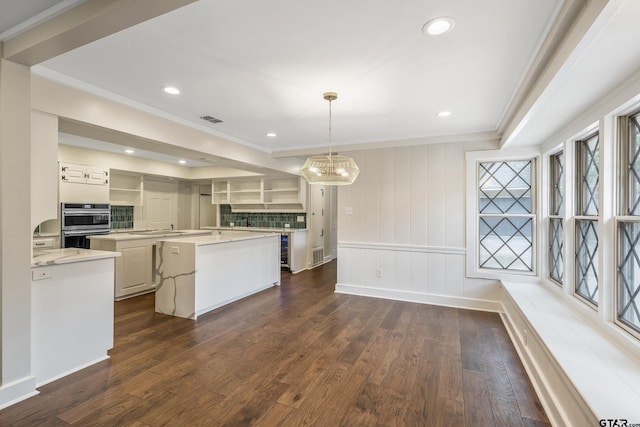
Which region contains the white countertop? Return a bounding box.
[202,226,307,233]
[159,231,278,246]
[88,229,212,242]
[32,248,120,267]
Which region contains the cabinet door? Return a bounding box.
[60,163,86,183]
[120,245,150,295]
[86,166,109,185]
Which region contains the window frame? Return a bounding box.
[465,149,539,280]
[615,111,640,340]
[549,150,564,286]
[574,132,600,308]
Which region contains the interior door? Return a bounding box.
[309,185,325,263]
[144,179,178,230]
[199,194,216,227]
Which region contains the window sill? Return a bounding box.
[500,280,640,426]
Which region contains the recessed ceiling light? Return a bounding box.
[437,111,452,117]
[164,86,180,95]
[422,17,455,36]
[125,149,135,154]
[266,132,277,137]
[178,159,187,164]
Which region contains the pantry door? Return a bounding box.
[144,179,178,230]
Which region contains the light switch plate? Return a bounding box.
[345,207,353,215]
[297,216,304,222]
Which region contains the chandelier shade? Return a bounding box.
[300,154,360,185]
[301,92,359,185]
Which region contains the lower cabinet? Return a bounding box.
[120,245,151,297]
[90,238,156,300]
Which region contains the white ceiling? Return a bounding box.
[30,0,562,153]
[4,0,640,163]
[0,0,84,39]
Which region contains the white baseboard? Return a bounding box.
[0,376,38,410]
[335,283,501,312]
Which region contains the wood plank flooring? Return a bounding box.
[0,261,550,426]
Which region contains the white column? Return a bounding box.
[0,55,36,407]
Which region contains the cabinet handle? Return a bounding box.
[61,175,66,181]
[321,228,324,237]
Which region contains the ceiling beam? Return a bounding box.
[2,0,197,66]
[499,0,611,148]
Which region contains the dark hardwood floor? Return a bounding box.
[0,261,550,426]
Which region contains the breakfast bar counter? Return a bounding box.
[155,232,280,319]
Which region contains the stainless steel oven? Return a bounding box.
[61,203,110,248]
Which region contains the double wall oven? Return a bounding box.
[61,203,110,249]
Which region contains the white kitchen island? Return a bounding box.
[31,248,119,386]
[155,232,280,319]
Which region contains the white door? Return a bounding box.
[199,194,216,227]
[309,185,325,264]
[144,179,178,230]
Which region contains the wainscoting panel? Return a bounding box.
[337,243,500,312]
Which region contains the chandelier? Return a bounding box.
[300,92,359,185]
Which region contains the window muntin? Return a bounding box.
[575,134,599,306]
[549,152,564,285]
[627,114,640,215]
[617,112,640,336]
[478,160,534,272]
[617,222,640,334]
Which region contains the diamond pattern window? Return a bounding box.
[549,152,564,285]
[617,111,640,336]
[478,160,534,272]
[575,134,599,306]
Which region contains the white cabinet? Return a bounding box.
[110,171,143,206]
[60,162,108,185]
[121,245,150,296]
[31,257,115,386]
[59,162,109,203]
[90,230,212,300]
[212,176,306,212]
[212,180,230,203]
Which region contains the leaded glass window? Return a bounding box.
[617,111,640,336]
[478,160,534,272]
[575,134,599,306]
[549,152,564,285]
[617,222,640,334]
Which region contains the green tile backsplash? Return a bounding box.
[220,205,306,228]
[111,205,134,229]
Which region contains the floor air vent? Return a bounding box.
[312,247,324,265]
[200,115,223,124]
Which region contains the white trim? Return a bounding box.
[500,280,640,425]
[338,241,465,255]
[0,0,85,41]
[465,148,542,280]
[0,376,38,410]
[335,284,501,313]
[35,355,109,388]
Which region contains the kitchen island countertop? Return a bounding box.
[88,229,211,242]
[32,248,120,267]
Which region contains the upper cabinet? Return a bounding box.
[60,162,108,185]
[59,162,109,203]
[212,176,306,212]
[110,171,143,206]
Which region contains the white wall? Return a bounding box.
[0,58,37,407]
[336,140,502,312]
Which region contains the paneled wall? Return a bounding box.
[336,140,500,311]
